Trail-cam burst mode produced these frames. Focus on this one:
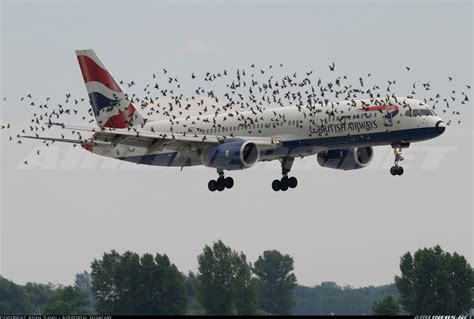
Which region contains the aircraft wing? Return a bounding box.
[21,123,282,151]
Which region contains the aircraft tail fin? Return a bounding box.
[75,49,145,128]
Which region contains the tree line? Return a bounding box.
[0,242,472,315]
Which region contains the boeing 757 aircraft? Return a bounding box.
[22,50,446,192]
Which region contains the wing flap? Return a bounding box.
[20,135,109,146]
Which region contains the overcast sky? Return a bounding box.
[1,0,472,288]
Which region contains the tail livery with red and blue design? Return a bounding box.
[76,49,144,128]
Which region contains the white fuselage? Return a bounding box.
[90,97,445,166]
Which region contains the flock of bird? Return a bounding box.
[1,62,470,165]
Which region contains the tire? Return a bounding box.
[224,177,234,189]
[216,178,225,191]
[272,180,280,191]
[280,177,289,191]
[397,166,404,176]
[208,180,217,192]
[288,176,298,188]
[390,166,398,176]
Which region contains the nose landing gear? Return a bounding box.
[208,169,234,192]
[390,164,404,176]
[272,157,298,191]
[390,145,405,176]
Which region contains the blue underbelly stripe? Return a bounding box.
[117,127,440,166]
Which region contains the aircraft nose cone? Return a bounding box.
[436,120,446,135]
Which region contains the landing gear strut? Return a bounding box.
[390,145,406,176]
[272,157,298,191]
[208,169,234,192]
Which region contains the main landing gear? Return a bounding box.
[208,169,234,192]
[272,157,298,191]
[390,143,408,176]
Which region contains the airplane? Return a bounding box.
[22,49,446,192]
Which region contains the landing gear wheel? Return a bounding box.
[390,166,404,176]
[272,180,281,192]
[224,177,234,189]
[288,177,298,188]
[280,176,289,191]
[216,177,225,191]
[209,169,234,192]
[390,166,398,176]
[397,166,404,175]
[208,180,217,192]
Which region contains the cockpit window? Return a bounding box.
[413,109,421,116]
[419,109,432,116]
[405,110,412,117]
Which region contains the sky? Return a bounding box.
[1,0,472,288]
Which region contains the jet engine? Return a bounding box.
[201,140,260,170]
[317,146,373,170]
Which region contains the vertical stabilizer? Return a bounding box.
[76,49,144,128]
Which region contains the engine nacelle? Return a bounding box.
[317,146,373,170]
[201,140,260,170]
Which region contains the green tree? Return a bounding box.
[74,271,95,313]
[253,250,297,314]
[23,282,55,314]
[43,286,90,314]
[74,271,92,293]
[184,272,205,315]
[0,276,33,314]
[395,245,474,315]
[196,240,259,315]
[91,250,186,315]
[372,295,400,315]
[232,252,259,315]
